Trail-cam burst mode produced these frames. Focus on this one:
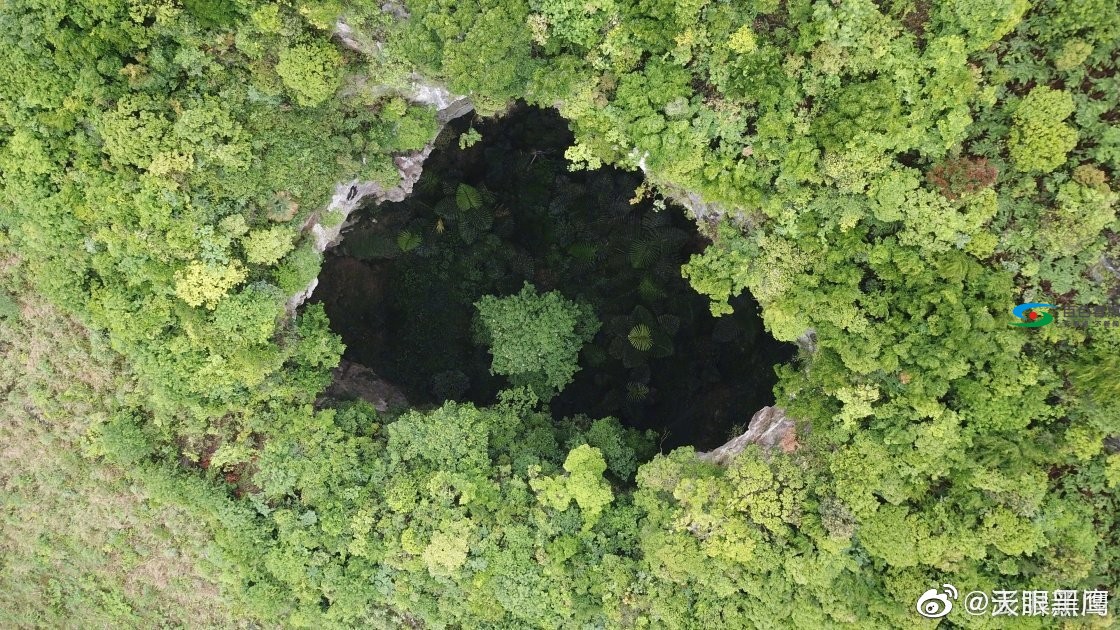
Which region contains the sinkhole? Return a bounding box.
[311,105,794,450]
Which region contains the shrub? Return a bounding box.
[942,0,1030,51]
[474,283,600,398]
[1007,87,1078,173]
[274,243,322,295]
[926,156,999,200]
[275,42,343,107]
[1054,39,1093,71]
[242,226,296,265]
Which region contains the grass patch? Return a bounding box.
[0,291,243,628]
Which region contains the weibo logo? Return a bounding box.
[1010,303,1056,327]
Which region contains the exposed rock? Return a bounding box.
[409,78,473,122]
[284,147,437,313]
[334,20,387,57]
[673,186,733,225]
[322,359,409,413]
[1096,254,1120,280]
[342,72,473,123]
[698,406,800,465]
[285,60,472,313]
[796,328,818,354]
[629,149,750,227]
[333,16,472,121]
[286,277,320,314]
[280,20,476,316]
[380,1,409,21]
[318,148,433,249]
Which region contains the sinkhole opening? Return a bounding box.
[311,104,795,451]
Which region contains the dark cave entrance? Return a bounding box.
[310,104,794,450]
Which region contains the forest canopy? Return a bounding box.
[0,0,1118,627]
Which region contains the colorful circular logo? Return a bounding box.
[1010,303,1056,327]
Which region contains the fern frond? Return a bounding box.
[552,218,576,244]
[458,205,493,244]
[656,313,681,336]
[414,172,441,196]
[641,211,671,230]
[628,238,659,269]
[479,184,498,205]
[568,242,600,262]
[628,324,653,351]
[456,183,484,211]
[626,381,650,401]
[433,197,458,220]
[638,276,666,301]
[397,230,421,252]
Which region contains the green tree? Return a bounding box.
[174,260,248,309]
[241,226,296,265]
[474,282,599,398]
[1008,87,1079,173]
[530,444,614,530]
[275,41,343,107]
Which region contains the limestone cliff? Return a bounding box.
[284,42,472,313]
[320,359,409,413]
[698,406,801,465]
[297,23,800,461]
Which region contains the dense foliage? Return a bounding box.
[474,282,600,399]
[320,106,791,447]
[1,0,1118,628]
[0,291,239,627]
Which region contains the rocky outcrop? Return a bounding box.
[1096,253,1120,281]
[796,328,817,355]
[629,149,757,229]
[287,19,473,408]
[410,79,474,122]
[333,17,473,121]
[284,24,473,313]
[698,406,800,465]
[317,149,433,250]
[284,146,435,312]
[321,359,409,413]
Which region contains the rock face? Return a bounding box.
[284,148,435,312]
[286,18,475,407]
[698,406,800,465]
[284,68,472,313]
[281,16,475,314]
[322,359,409,413]
[796,328,818,354]
[630,149,750,228]
[310,148,435,251]
[333,17,473,121]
